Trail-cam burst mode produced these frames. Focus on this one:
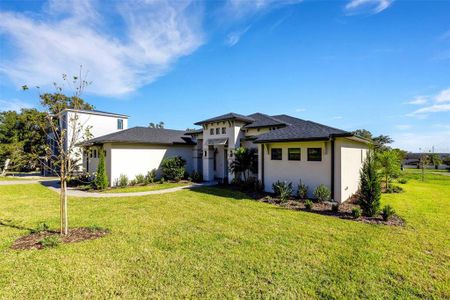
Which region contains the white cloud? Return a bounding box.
[295,108,306,112]
[345,0,393,15]
[392,130,450,152]
[224,0,301,19]
[394,124,411,130]
[0,0,204,96]
[435,88,450,103]
[332,116,343,120]
[407,104,450,117]
[405,96,428,105]
[0,99,34,112]
[226,26,251,47]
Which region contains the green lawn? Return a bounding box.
[0,176,32,181]
[101,182,190,193]
[0,172,448,298]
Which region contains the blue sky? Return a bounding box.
[1,0,449,152]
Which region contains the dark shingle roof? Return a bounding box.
[194,113,254,125]
[244,113,287,128]
[254,115,352,143]
[83,127,195,145]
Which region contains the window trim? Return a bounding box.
[221,127,226,134]
[271,148,282,160]
[117,119,123,130]
[216,128,220,135]
[210,128,214,135]
[288,148,301,161]
[307,148,322,162]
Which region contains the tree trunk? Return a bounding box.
[63,179,68,235]
[385,174,388,190]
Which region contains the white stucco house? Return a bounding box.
[76,110,369,203]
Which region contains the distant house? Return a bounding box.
[77,110,369,203]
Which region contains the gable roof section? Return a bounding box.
[82,127,195,146]
[254,115,352,143]
[194,113,255,125]
[244,113,287,128]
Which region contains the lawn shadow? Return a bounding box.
[188,185,253,201]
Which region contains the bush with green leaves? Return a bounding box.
[93,150,108,190]
[160,177,166,184]
[129,179,137,186]
[272,181,293,202]
[135,174,145,184]
[297,181,308,200]
[30,222,49,233]
[381,205,395,221]
[398,178,408,184]
[359,152,381,217]
[352,207,362,219]
[313,184,331,202]
[145,169,157,184]
[304,199,313,210]
[385,185,404,193]
[118,174,128,187]
[161,156,186,181]
[39,235,60,248]
[191,171,202,183]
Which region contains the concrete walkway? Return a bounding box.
[41,180,216,198]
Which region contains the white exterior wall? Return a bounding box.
[109,143,194,187]
[335,138,369,202]
[261,141,332,198]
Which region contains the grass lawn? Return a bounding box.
[0,176,34,181]
[0,172,448,298]
[101,182,190,193]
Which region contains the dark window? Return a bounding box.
[216,128,220,134]
[221,127,226,134]
[307,148,322,161]
[117,119,123,130]
[210,128,214,135]
[271,148,282,160]
[288,148,301,161]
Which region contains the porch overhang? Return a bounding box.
[207,138,228,146]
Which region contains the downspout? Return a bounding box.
[261,144,265,189]
[330,137,335,202]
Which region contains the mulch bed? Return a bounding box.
[11,227,109,250]
[223,184,404,226]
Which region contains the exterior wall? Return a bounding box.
[261,141,332,198]
[108,143,194,187]
[335,138,369,202]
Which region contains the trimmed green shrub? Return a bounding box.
[129,179,137,186]
[191,171,202,183]
[304,199,313,210]
[145,169,157,184]
[161,156,186,181]
[381,205,395,221]
[160,177,165,184]
[398,178,408,184]
[118,174,128,187]
[359,152,381,217]
[352,207,362,219]
[272,181,293,202]
[135,174,145,184]
[297,180,308,200]
[385,185,404,193]
[39,236,60,248]
[313,184,331,202]
[93,149,108,190]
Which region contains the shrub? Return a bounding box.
[297,181,308,200]
[398,178,408,184]
[272,181,293,202]
[93,149,108,190]
[30,222,49,234]
[118,174,128,188]
[135,174,145,184]
[385,185,404,193]
[145,169,157,184]
[359,152,381,217]
[352,207,362,219]
[191,171,202,183]
[304,199,313,210]
[331,203,339,213]
[381,205,395,221]
[39,236,60,248]
[129,179,137,186]
[313,184,331,202]
[160,177,165,184]
[161,156,186,181]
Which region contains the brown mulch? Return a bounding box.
[11,227,109,250]
[258,196,405,226]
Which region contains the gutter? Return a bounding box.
[331,138,335,202]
